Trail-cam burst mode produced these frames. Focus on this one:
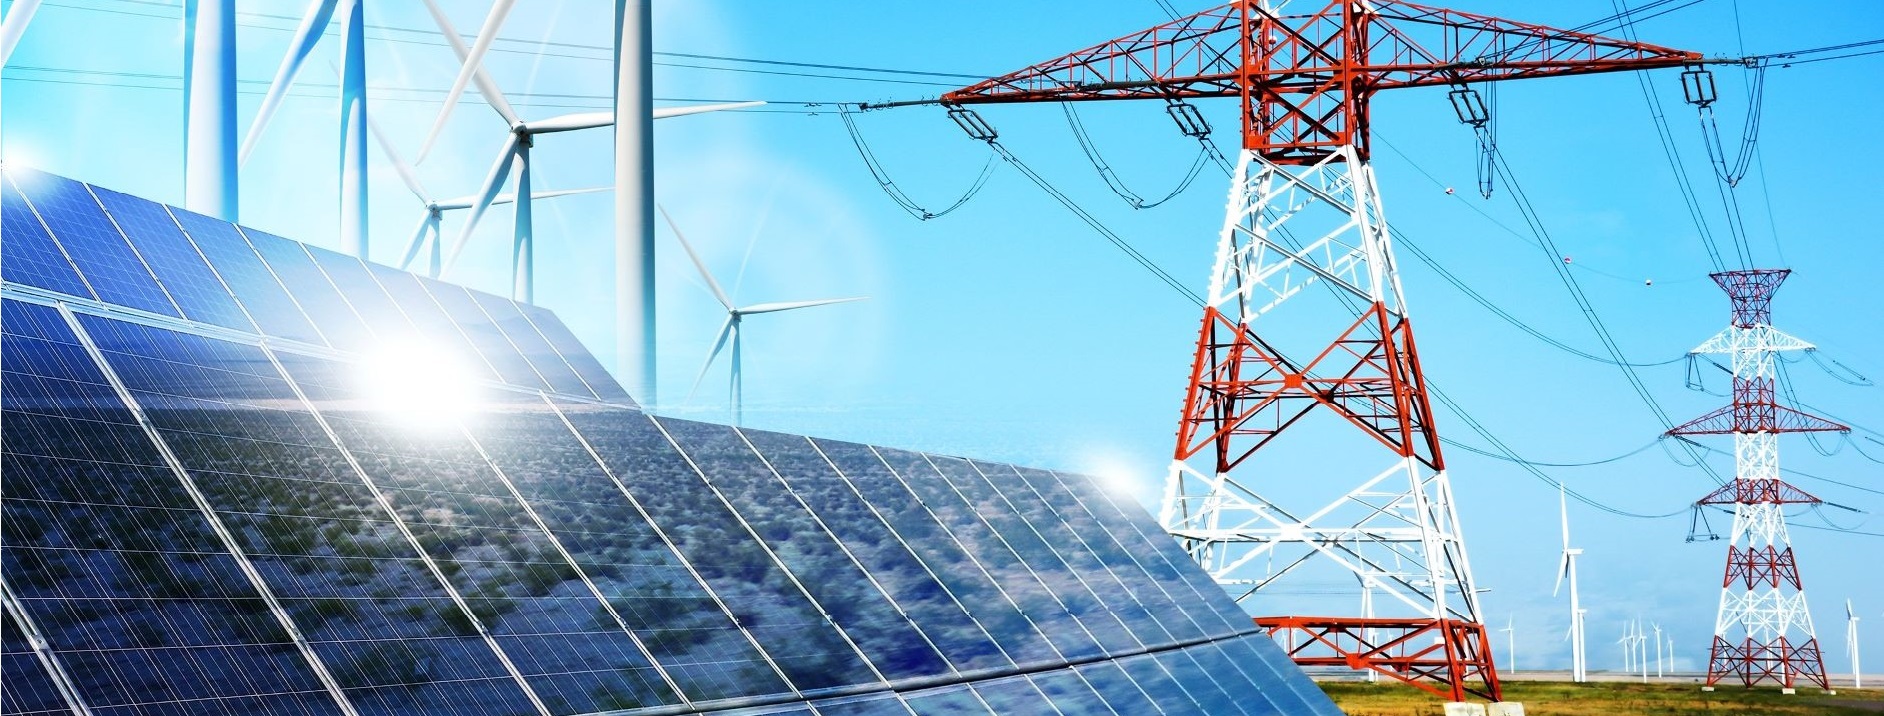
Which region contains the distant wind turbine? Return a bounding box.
[660,206,865,426]
[1849,600,1862,689]
[1554,483,1587,682]
[365,115,604,277]
[419,0,760,303]
[1653,622,1665,678]
[1500,616,1516,675]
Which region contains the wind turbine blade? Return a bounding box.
[441,135,519,275]
[397,213,432,271]
[738,297,867,315]
[530,186,610,200]
[525,112,614,133]
[436,186,605,210]
[1851,600,1857,620]
[653,101,764,119]
[688,316,735,400]
[366,112,429,202]
[658,205,734,311]
[1559,482,1571,550]
[418,0,519,127]
[0,0,43,67]
[1552,552,1568,597]
[239,0,339,165]
[417,0,518,163]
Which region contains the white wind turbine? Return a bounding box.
[1653,622,1665,678]
[1500,616,1516,675]
[660,206,864,427]
[1554,483,1588,682]
[1636,620,1649,682]
[1618,625,1633,674]
[243,0,371,256]
[366,115,604,277]
[1848,600,1861,689]
[418,0,760,303]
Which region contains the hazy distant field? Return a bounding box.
[1320,680,1884,715]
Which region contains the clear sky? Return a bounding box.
[5,0,1882,679]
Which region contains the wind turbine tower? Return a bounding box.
[183,0,236,222]
[1848,601,1861,690]
[1554,484,1587,683]
[242,0,370,257]
[1669,269,1847,693]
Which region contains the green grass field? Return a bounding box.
[1320,680,1884,715]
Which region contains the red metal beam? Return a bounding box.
[940,0,1707,162]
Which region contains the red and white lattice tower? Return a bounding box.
[891,0,1719,702]
[1668,269,1846,692]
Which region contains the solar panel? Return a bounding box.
[1,168,1345,715]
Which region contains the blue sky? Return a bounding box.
[5,0,1883,679]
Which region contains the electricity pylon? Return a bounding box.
[867,0,1733,701]
[1670,269,1846,693]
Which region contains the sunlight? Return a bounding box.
[357,339,478,432]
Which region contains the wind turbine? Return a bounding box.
[242,0,370,256]
[0,0,40,158]
[1500,616,1516,675]
[1554,483,1587,682]
[366,115,604,277]
[418,0,760,303]
[1653,622,1665,679]
[1849,600,1862,689]
[660,206,864,426]
[1619,625,1633,674]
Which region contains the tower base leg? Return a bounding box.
[1256,616,1502,701]
[1705,636,1829,690]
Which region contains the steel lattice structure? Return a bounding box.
[1669,269,1847,692]
[908,0,1717,702]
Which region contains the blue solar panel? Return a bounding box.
[1,175,93,300]
[8,169,177,316]
[2,171,1349,716]
[90,185,256,333]
[167,206,328,346]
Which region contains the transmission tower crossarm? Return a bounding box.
[938,0,1707,162]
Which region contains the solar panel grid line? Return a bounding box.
[50,304,363,716]
[512,303,634,404]
[461,290,599,401]
[14,175,175,316]
[11,172,182,319]
[232,226,377,354]
[159,205,329,348]
[1025,669,1119,715]
[248,344,557,716]
[1042,469,1254,637]
[78,184,191,321]
[0,583,93,716]
[542,401,805,706]
[828,444,1077,667]
[450,397,695,710]
[0,174,99,301]
[642,416,893,692]
[727,428,962,684]
[779,433,1024,674]
[1035,468,1235,637]
[903,453,1116,658]
[291,245,422,347]
[966,676,1061,714]
[961,460,1180,651]
[351,265,508,386]
[417,281,555,394]
[1005,467,1215,645]
[88,185,259,335]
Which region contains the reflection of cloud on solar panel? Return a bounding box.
[0,167,1345,715]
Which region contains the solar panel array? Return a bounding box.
[0,166,1343,716]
